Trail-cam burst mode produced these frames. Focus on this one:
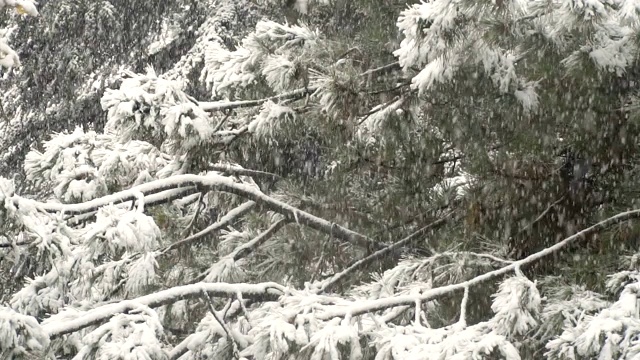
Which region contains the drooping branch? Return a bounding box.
[318,213,453,292]
[12,174,384,251]
[42,281,285,339]
[66,187,199,226]
[316,208,640,320]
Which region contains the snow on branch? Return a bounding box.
[41,281,286,339]
[0,306,49,359]
[11,174,384,251]
[102,67,216,153]
[198,60,402,112]
[199,87,314,112]
[315,208,640,320]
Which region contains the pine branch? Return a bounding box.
[160,201,256,255]
[182,193,204,237]
[198,61,401,112]
[42,281,285,339]
[201,290,240,359]
[200,88,315,112]
[13,174,384,251]
[318,213,454,292]
[515,194,567,237]
[316,208,640,320]
[209,164,282,180]
[230,218,289,261]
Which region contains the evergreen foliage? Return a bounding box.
[2,0,640,359]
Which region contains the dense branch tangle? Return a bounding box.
[20,203,640,350]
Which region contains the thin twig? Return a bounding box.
[319,213,454,292]
[230,219,289,261]
[212,111,232,133]
[310,236,331,283]
[235,292,252,325]
[514,194,567,238]
[201,290,240,359]
[366,81,410,96]
[209,164,281,180]
[436,251,513,265]
[182,193,204,237]
[360,61,401,77]
[161,201,256,255]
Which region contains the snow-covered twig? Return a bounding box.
[316,208,640,319]
[169,331,201,359]
[66,187,198,226]
[459,286,470,327]
[434,251,513,265]
[42,281,285,338]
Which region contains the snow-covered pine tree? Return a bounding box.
[3,0,640,359]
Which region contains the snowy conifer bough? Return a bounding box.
[4,0,640,359]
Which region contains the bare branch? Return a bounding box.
[42,281,285,339]
[316,208,640,320]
